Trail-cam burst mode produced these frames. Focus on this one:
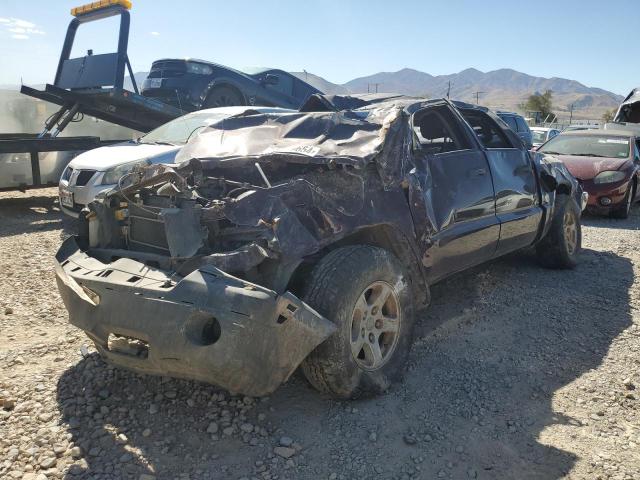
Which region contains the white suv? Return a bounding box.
[59,106,291,217]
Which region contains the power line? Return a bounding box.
[474,91,485,104]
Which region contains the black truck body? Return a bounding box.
[55,95,584,397]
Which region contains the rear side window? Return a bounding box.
[461,110,514,149]
[515,116,529,132]
[412,106,472,154]
[501,115,518,131]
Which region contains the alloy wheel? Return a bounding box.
[563,210,578,255]
[350,281,401,370]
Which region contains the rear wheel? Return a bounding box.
[203,86,244,108]
[536,194,581,269]
[610,181,635,219]
[300,245,416,399]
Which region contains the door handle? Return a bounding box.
[469,168,487,176]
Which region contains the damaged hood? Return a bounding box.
[174,98,416,188]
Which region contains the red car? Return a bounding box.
[538,129,640,218]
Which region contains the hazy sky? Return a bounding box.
[0,0,636,95]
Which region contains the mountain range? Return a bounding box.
[2,67,624,123]
[290,68,623,120]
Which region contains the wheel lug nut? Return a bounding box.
[371,307,378,315]
[368,333,375,342]
[375,319,382,329]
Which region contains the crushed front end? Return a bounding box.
[55,160,341,396]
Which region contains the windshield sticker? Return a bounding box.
[597,138,628,144]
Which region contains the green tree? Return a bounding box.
[601,109,615,123]
[523,90,555,120]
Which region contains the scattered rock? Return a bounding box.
[274,446,296,459]
[39,457,56,469]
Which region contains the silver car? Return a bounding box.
[58,106,291,217]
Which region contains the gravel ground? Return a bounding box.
[1,187,639,480]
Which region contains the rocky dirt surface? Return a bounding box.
[1,187,639,480]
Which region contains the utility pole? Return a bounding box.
[569,104,574,124]
[474,91,485,104]
[367,83,380,94]
[446,81,451,99]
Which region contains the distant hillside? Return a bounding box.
[291,71,349,95]
[2,67,623,122]
[336,67,622,120]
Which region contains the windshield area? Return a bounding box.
[139,112,233,145]
[539,135,630,158]
[532,130,547,144]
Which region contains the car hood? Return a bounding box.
[551,154,628,180]
[68,141,181,171]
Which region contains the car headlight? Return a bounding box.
[593,170,626,184]
[186,63,213,75]
[101,159,151,185]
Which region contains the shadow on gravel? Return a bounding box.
[54,246,635,479]
[0,194,75,238]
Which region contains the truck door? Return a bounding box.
[410,104,499,283]
[460,109,542,256]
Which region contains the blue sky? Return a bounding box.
[0,0,636,95]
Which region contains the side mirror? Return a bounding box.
[263,74,279,86]
[540,170,558,192]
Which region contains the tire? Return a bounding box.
[610,181,635,219]
[203,86,244,108]
[300,245,415,399]
[536,194,581,269]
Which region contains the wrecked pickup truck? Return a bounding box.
[55,95,585,398]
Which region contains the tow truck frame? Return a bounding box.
[0,2,184,191]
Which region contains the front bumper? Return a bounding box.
[58,178,113,218]
[581,179,630,214]
[55,237,336,396]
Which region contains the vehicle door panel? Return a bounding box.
[409,104,498,283]
[485,149,542,254]
[254,71,296,108]
[416,149,499,282]
[459,109,543,256]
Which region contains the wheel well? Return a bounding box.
[286,225,429,306]
[204,83,246,106]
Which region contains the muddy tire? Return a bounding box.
[203,86,244,108]
[610,181,635,219]
[300,245,415,399]
[536,194,581,269]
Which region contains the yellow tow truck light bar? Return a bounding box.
[71,0,132,17]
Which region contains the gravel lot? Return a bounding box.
[1,187,639,480]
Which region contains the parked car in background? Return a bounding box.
[496,111,533,148]
[538,129,640,218]
[55,96,584,399]
[141,59,321,111]
[58,106,292,217]
[563,124,600,132]
[531,127,561,148]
